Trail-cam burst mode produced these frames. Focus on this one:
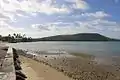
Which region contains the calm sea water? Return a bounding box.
[7,41,120,57]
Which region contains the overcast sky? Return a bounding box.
[0,0,120,38]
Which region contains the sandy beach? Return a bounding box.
[18,49,120,80]
[20,55,71,80]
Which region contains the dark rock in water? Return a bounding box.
[16,70,27,78]
[16,74,26,80]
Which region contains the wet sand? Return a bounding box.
[18,49,120,80]
[20,55,71,80]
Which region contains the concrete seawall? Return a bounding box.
[0,46,16,80]
[0,46,27,80]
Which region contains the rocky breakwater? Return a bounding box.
[18,50,120,80]
[13,48,27,80]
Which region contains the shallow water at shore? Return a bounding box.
[7,41,120,56]
[7,41,120,65]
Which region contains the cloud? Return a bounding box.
[32,24,50,31]
[65,0,89,10]
[76,19,120,31]
[73,0,89,10]
[0,20,9,27]
[16,13,29,18]
[0,21,23,31]
[31,10,119,35]
[0,10,16,22]
[0,0,70,15]
[31,21,79,32]
[49,21,76,27]
[80,11,110,19]
[55,11,110,23]
[0,0,72,24]
[0,20,24,35]
[0,0,89,16]
[0,0,90,24]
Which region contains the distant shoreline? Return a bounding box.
[30,40,120,42]
[6,40,120,45]
[1,33,120,43]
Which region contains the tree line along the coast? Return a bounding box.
[0,33,32,43]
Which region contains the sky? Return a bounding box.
[0,0,120,39]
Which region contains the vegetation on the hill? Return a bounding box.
[32,33,120,41]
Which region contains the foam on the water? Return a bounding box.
[25,49,75,60]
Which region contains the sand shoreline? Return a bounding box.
[20,55,71,80]
[18,49,120,80]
